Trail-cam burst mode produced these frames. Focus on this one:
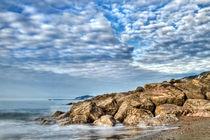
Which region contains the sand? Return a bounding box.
[140,117,210,140]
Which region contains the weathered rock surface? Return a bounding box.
[41,119,56,125]
[93,115,116,127]
[138,114,179,127]
[123,108,153,125]
[141,82,185,106]
[183,99,210,117]
[69,101,104,123]
[114,95,154,122]
[39,71,210,127]
[58,117,72,126]
[51,111,65,118]
[155,104,185,117]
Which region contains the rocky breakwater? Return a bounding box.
[39,71,210,127]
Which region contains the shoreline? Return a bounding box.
[140,117,210,140]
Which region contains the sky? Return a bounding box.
[0,0,210,99]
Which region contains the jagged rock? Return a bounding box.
[114,95,154,122]
[58,117,73,126]
[41,119,56,125]
[58,111,70,120]
[183,99,210,117]
[174,80,205,99]
[155,104,185,117]
[72,115,89,124]
[95,97,118,116]
[70,101,104,123]
[135,86,144,92]
[140,82,185,106]
[93,115,116,127]
[66,102,74,105]
[123,108,153,125]
[31,117,45,121]
[51,111,65,118]
[138,114,179,127]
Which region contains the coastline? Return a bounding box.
[141,117,210,140]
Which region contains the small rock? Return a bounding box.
[135,86,144,92]
[206,92,210,100]
[93,115,116,127]
[58,111,70,120]
[51,111,65,118]
[41,119,56,125]
[66,102,74,105]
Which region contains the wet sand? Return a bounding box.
[140,117,210,140]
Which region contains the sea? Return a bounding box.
[0,99,178,140]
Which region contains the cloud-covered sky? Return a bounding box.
[0,0,209,99]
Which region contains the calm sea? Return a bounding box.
[0,99,177,140]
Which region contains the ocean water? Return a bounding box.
[0,99,178,140]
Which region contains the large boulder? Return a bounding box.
[155,104,185,117]
[140,82,185,106]
[138,114,179,127]
[123,108,153,125]
[87,92,131,116]
[93,115,116,127]
[114,95,154,122]
[183,99,210,117]
[94,97,118,116]
[69,101,104,123]
[174,80,205,99]
[174,72,210,100]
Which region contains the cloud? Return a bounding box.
[0,0,209,80]
[0,0,135,79]
[106,0,210,74]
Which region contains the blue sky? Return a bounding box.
[0,0,210,99]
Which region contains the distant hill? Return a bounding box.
[74,95,94,100]
[49,95,94,101]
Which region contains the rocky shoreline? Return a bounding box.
[36,71,210,129]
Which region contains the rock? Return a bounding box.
[93,115,116,127]
[138,114,179,127]
[114,95,154,122]
[183,99,210,117]
[51,111,65,118]
[135,86,144,92]
[186,112,210,117]
[141,82,185,106]
[206,92,210,100]
[66,102,74,105]
[41,119,56,125]
[31,117,45,121]
[70,101,104,123]
[123,108,153,125]
[155,104,185,117]
[58,111,70,120]
[58,117,73,126]
[183,99,210,112]
[174,80,205,99]
[95,97,118,116]
[72,115,89,124]
[114,100,130,122]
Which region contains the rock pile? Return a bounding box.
[37,71,210,127]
